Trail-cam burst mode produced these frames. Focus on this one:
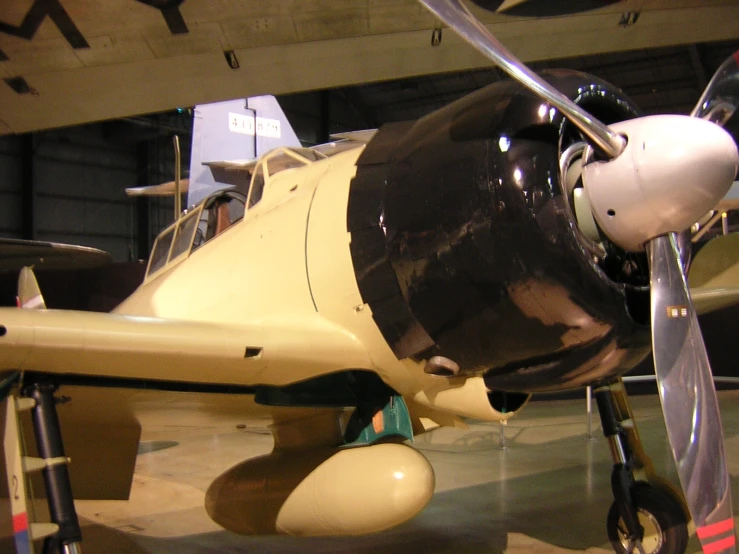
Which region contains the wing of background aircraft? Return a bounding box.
[0,239,111,272]
[124,178,189,197]
[689,232,739,314]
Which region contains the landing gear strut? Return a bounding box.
[4,380,83,554]
[594,380,688,554]
[25,383,83,554]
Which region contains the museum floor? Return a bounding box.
[5,389,739,553]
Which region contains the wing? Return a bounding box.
[0,239,112,271]
[125,178,190,197]
[0,304,375,504]
[689,233,739,314]
[0,308,373,387]
[0,309,458,505]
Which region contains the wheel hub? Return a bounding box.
[618,509,664,554]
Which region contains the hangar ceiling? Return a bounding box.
[97,37,739,145]
[1,0,738,134]
[282,39,739,133]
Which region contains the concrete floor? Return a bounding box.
[5,390,739,553]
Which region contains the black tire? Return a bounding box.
[606,484,688,554]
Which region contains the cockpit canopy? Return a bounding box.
[144,147,326,281]
[146,189,246,279]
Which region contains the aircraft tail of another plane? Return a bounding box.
[126,95,301,207]
[188,95,301,205]
[17,266,46,310]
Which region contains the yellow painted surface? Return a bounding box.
[689,234,739,314]
[0,144,526,426]
[0,142,523,517]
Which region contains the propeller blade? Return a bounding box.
[691,52,739,126]
[418,0,625,158]
[648,233,735,553]
[692,52,739,158]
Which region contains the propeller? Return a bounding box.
[691,52,739,126]
[649,233,733,548]
[418,0,739,551]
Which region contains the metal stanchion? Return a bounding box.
[499,419,507,450]
[622,375,739,385]
[586,385,594,440]
[583,374,738,443]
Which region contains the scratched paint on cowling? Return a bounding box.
[348,69,652,392]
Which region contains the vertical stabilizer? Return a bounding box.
[187,96,300,206]
[246,95,301,158]
[17,267,46,310]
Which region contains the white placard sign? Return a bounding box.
[229,112,282,138]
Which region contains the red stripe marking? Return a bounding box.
[703,535,736,554]
[698,518,735,539]
[12,512,27,533]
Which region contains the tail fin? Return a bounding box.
[187,95,301,206]
[17,266,46,309]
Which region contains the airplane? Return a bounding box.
[1,1,738,136]
[1,0,739,553]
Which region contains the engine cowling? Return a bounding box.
[346,70,652,393]
[205,443,434,536]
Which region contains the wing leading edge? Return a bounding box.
[0,308,373,388]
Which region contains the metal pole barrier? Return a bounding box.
[621,375,657,383]
[499,419,507,450]
[692,211,723,243]
[586,385,594,440]
[586,375,738,442]
[622,374,739,385]
[722,212,729,235]
[173,135,182,220]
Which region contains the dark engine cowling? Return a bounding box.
[348,70,652,393]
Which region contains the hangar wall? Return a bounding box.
[0,136,21,238]
[34,127,136,259]
[0,124,180,263]
[279,90,376,145]
[0,91,364,264]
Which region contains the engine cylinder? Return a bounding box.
[205,443,434,536]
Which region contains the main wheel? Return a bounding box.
[606,484,688,554]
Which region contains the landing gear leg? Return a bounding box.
[343,395,413,447]
[25,383,83,554]
[593,380,688,554]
